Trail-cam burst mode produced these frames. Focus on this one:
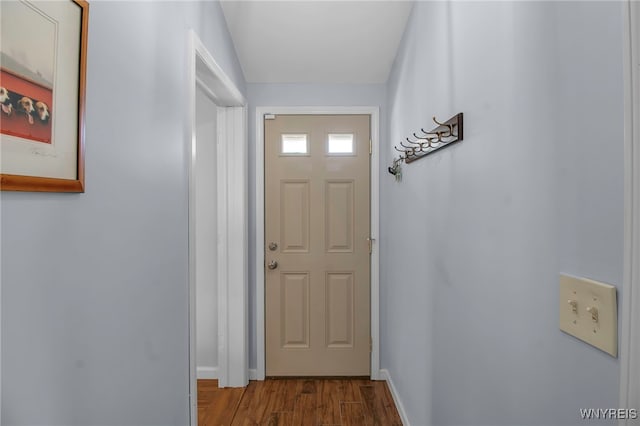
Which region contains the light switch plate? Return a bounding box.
[559,274,617,357]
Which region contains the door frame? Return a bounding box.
[620,1,640,422]
[254,106,380,381]
[187,30,248,426]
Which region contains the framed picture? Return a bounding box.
[0,0,88,192]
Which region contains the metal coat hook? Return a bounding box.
[399,141,418,155]
[419,128,440,138]
[406,136,425,147]
[432,116,454,137]
[412,133,433,143]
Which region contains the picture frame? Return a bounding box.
[0,0,88,192]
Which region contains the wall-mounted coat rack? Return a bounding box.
[390,113,464,173]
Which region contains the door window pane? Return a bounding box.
[328,134,354,155]
[281,134,308,155]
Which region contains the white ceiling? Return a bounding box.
[220,1,414,84]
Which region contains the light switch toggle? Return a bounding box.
[587,306,599,323]
[568,299,578,313]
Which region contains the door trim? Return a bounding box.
[187,30,248,426]
[255,106,380,381]
[620,1,640,422]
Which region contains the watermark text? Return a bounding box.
[580,408,638,420]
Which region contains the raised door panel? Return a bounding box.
[280,180,310,253]
[326,272,354,348]
[325,180,354,253]
[280,273,310,348]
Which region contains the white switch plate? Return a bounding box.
[559,274,617,357]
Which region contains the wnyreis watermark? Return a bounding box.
[580,408,638,420]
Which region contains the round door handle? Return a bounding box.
[267,260,278,270]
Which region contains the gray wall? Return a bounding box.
[1,2,245,425]
[245,83,387,369]
[382,2,624,425]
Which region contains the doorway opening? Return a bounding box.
[187,30,248,426]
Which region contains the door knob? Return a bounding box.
[267,260,278,270]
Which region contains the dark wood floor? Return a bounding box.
[198,378,402,426]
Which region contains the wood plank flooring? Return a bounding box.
[197,378,402,426]
[198,380,246,426]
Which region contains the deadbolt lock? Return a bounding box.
[268,242,278,251]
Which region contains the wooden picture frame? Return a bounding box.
[0,0,88,192]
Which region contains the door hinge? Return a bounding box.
[369,139,372,155]
[370,337,373,352]
[367,237,375,254]
[265,114,276,120]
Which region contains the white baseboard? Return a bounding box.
[379,369,410,426]
[249,368,258,380]
[197,366,218,379]
[371,368,382,381]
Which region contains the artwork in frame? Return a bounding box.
[0,0,88,192]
